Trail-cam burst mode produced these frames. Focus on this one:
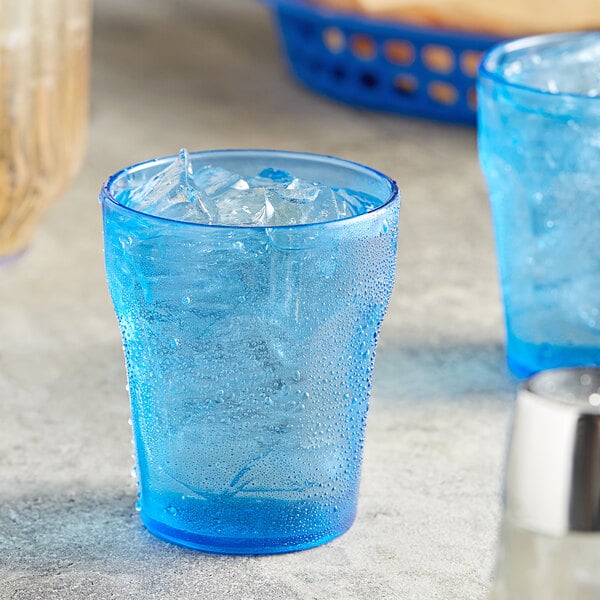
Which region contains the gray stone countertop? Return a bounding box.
[0,1,517,598]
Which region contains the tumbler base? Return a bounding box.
[140,511,354,555]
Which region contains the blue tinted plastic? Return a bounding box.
[100,149,400,554]
[478,33,600,377]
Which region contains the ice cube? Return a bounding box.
[125,157,374,227]
[253,192,275,225]
[214,187,273,226]
[266,186,367,226]
[261,178,334,226]
[125,149,211,223]
[159,199,210,223]
[192,166,249,197]
[263,189,313,226]
[280,178,321,203]
[333,187,377,214]
[314,187,371,222]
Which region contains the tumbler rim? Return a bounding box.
[479,31,600,101]
[100,149,399,231]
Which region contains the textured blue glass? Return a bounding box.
[100,150,399,554]
[478,33,600,377]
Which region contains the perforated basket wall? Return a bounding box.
[266,0,503,124]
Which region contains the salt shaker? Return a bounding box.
[490,368,600,600]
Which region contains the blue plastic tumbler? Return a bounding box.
[478,33,600,377]
[100,150,399,554]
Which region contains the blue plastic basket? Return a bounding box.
[264,0,503,124]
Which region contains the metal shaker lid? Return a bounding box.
[505,367,600,536]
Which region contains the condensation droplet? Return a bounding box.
[589,393,600,407]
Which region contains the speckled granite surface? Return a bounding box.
[0,1,517,598]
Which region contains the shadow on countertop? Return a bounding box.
[1,488,293,599]
[373,339,518,405]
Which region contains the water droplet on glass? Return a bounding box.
[320,257,337,276]
[589,393,600,407]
